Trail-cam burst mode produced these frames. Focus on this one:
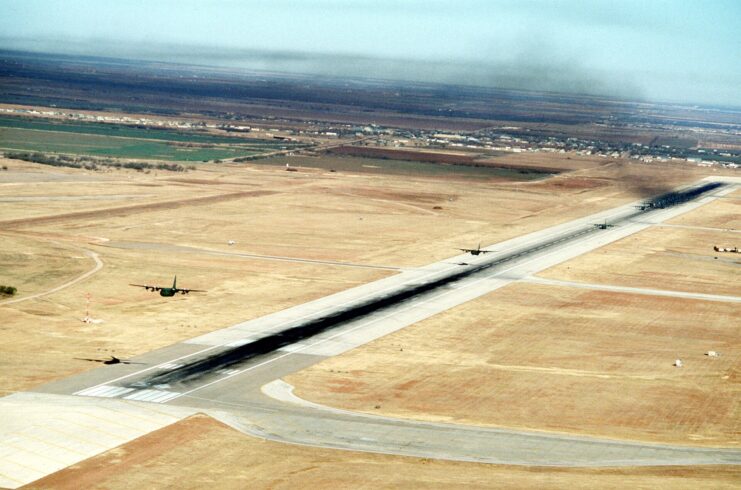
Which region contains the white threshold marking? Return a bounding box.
[278,343,307,353]
[123,389,181,403]
[158,363,184,370]
[226,339,254,347]
[216,369,240,375]
[75,385,135,398]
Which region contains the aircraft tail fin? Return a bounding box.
[173,275,177,289]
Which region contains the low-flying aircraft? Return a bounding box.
[593,220,616,230]
[129,276,205,297]
[458,243,492,256]
[75,356,143,365]
[636,201,665,211]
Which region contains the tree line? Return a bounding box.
[4,152,190,172]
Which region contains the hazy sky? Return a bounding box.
[1,0,739,106]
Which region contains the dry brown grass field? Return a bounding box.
[25,414,741,490]
[0,153,735,401]
[0,235,90,297]
[1,149,739,487]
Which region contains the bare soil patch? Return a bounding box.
[0,190,275,228]
[327,145,611,175]
[478,151,609,171]
[530,160,715,199]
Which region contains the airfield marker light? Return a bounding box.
[82,292,91,323]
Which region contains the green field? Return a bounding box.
[0,116,302,161]
[262,155,552,180]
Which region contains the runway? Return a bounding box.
[3,178,739,487]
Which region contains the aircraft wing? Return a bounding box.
[458,248,474,253]
[174,288,207,293]
[129,284,162,291]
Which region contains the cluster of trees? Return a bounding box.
[5,152,101,170]
[4,152,189,172]
[108,161,188,172]
[0,285,17,296]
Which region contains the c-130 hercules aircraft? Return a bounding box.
[130,276,205,297]
[458,243,493,256]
